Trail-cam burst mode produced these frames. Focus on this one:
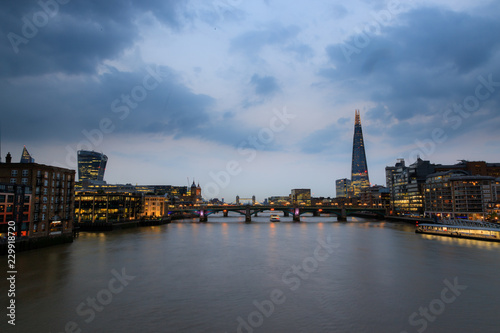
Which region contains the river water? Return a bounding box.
[2,213,500,333]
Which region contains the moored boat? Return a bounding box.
[416,219,500,242]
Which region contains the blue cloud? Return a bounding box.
[250,74,280,97]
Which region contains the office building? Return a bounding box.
[385,157,435,216]
[77,150,108,182]
[359,185,390,209]
[75,191,142,223]
[20,146,35,163]
[424,170,498,220]
[291,189,311,205]
[336,178,353,198]
[351,110,370,196]
[143,195,167,217]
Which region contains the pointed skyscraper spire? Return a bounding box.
[351,110,370,196]
[20,145,35,163]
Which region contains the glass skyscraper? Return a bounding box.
[77,150,108,182]
[20,146,35,163]
[351,110,370,196]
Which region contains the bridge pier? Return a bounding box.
[283,211,289,217]
[223,210,228,217]
[293,207,300,222]
[313,211,320,217]
[245,207,251,223]
[337,208,347,221]
[199,210,208,222]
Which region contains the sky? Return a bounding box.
[1,0,499,201]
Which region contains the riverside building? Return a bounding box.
[424,170,498,221]
[0,150,75,239]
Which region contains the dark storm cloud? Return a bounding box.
[316,5,500,151]
[250,74,280,97]
[0,0,187,77]
[0,0,265,149]
[0,64,213,141]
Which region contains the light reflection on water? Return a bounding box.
[1,217,500,333]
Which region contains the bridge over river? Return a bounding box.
[168,205,387,222]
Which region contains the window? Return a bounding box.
[21,178,28,185]
[0,205,4,213]
[10,178,17,184]
[22,170,29,177]
[7,195,14,203]
[11,170,18,176]
[44,172,48,178]
[0,195,4,202]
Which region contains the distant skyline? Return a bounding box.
[1,0,499,200]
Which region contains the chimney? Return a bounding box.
[6,152,12,164]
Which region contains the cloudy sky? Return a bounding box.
[1,0,499,201]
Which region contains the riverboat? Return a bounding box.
[416,219,500,242]
[270,214,280,222]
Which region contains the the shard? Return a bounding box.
[351,110,370,196]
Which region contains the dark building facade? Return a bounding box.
[77,150,108,182]
[0,153,75,239]
[351,110,370,196]
[434,160,500,178]
[0,183,31,239]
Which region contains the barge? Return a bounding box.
[416,219,500,242]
